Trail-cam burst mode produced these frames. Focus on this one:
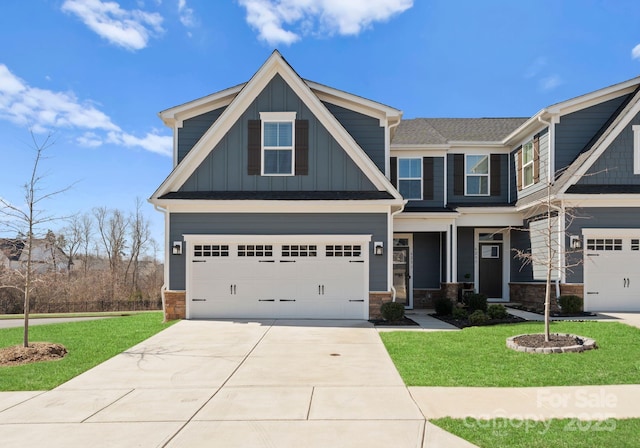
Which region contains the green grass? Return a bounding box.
[380,321,640,387]
[0,312,176,391]
[431,417,640,448]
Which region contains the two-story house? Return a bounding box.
[150,51,640,320]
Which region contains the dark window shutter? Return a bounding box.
[533,133,540,183]
[516,147,523,191]
[453,154,464,196]
[390,157,397,187]
[295,120,309,175]
[423,157,434,200]
[490,154,501,196]
[247,120,261,175]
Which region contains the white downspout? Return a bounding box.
[153,203,170,317]
[389,203,407,302]
[538,114,561,299]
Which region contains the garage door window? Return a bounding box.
[194,245,229,257]
[632,239,639,251]
[326,245,362,257]
[238,245,273,257]
[282,245,317,257]
[586,239,622,251]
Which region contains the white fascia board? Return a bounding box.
[503,116,551,147]
[151,51,401,201]
[393,215,457,233]
[159,84,244,127]
[153,199,400,214]
[560,195,640,208]
[455,208,524,227]
[305,79,402,124]
[547,83,639,116]
[559,91,640,194]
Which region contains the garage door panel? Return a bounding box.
[584,234,640,312]
[185,237,370,319]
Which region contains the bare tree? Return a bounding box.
[80,212,93,275]
[60,215,84,275]
[125,198,151,294]
[0,134,71,347]
[94,207,127,297]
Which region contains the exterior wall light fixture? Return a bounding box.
[172,241,183,255]
[374,241,384,256]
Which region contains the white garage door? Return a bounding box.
[584,230,640,312]
[184,235,370,319]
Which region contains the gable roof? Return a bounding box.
[516,85,640,207]
[393,118,528,145]
[151,51,403,203]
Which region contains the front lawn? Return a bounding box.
[380,321,640,387]
[0,312,175,391]
[432,417,640,448]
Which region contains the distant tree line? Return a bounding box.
[0,199,163,314]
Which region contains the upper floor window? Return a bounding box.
[398,158,422,199]
[260,112,296,175]
[522,141,535,188]
[465,155,489,196]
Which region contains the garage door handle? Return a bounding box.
[349,260,364,263]
[587,292,599,295]
[279,260,296,263]
[192,298,207,302]
[280,299,296,302]
[259,260,275,263]
[259,299,275,302]
[586,253,599,257]
[349,299,364,302]
[192,260,206,263]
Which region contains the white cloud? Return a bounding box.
[61,0,164,51]
[632,43,640,60]
[238,0,413,46]
[0,64,171,156]
[178,0,197,28]
[540,75,562,91]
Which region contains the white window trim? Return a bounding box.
[521,140,535,188]
[633,125,640,175]
[397,157,423,200]
[259,111,297,176]
[465,154,490,196]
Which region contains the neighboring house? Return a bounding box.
[150,51,640,320]
[0,238,69,274]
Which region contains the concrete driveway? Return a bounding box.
[0,319,473,448]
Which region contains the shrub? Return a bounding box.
[434,297,453,316]
[559,295,583,315]
[487,304,509,320]
[452,307,468,320]
[465,293,488,313]
[380,301,405,321]
[468,310,488,325]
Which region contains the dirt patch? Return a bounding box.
[0,342,68,367]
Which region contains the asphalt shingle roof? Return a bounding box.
[393,118,529,145]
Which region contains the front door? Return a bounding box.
[393,246,410,307]
[478,243,502,299]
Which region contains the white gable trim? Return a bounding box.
[559,90,640,194]
[151,51,402,202]
[159,84,244,128]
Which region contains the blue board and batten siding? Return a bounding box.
[179,74,378,192]
[578,112,640,185]
[169,213,388,291]
[178,107,226,163]
[412,232,442,288]
[323,102,386,173]
[554,94,630,172]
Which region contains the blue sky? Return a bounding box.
[1,0,640,256]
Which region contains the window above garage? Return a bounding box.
[260,112,296,176]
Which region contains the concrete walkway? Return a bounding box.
[0,319,474,448]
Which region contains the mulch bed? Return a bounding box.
[0,342,68,367]
[430,313,527,329]
[513,333,583,348]
[507,306,597,318]
[369,317,420,326]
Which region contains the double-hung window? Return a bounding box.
[465,154,489,195]
[260,112,296,175]
[398,158,422,199]
[634,125,640,175]
[521,141,535,188]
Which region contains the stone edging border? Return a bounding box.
[506,333,598,354]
